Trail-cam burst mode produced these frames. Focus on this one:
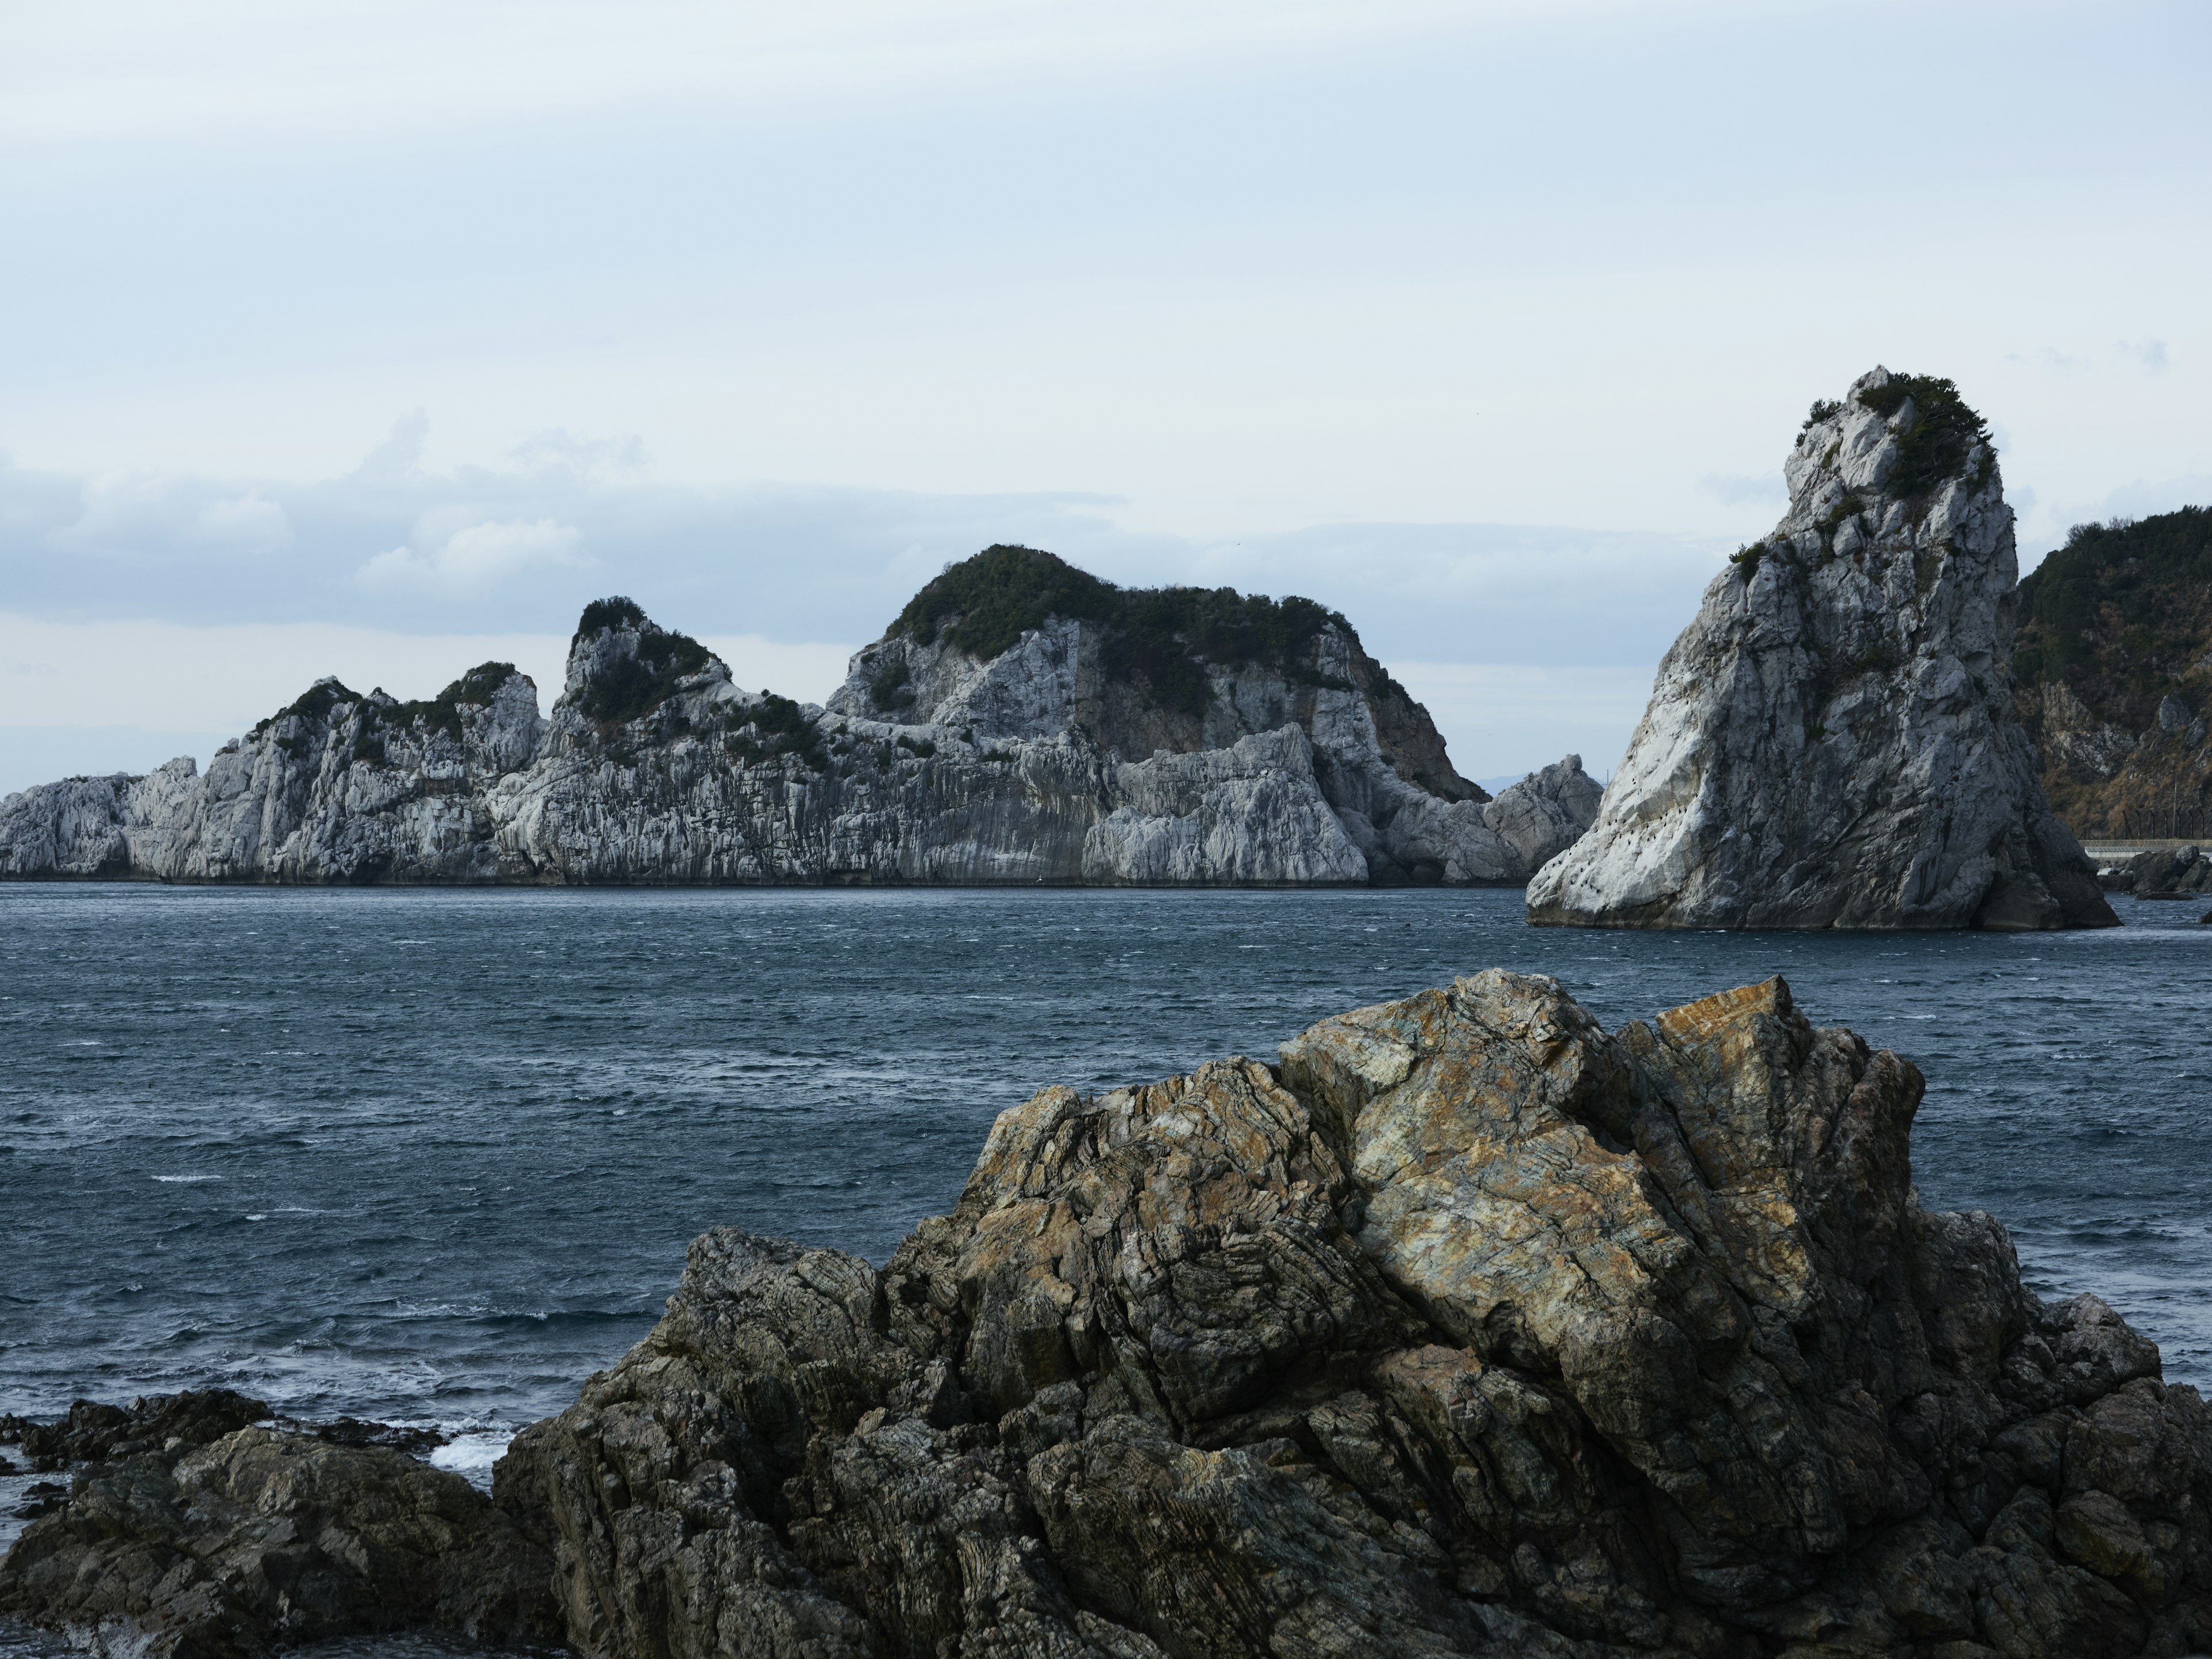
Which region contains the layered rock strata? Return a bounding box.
[0,556,1597,887]
[1528,370,2114,930]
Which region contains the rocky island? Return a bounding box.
[7,971,2209,1657]
[1527,369,2115,931]
[0,547,1597,888]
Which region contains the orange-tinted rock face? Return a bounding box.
[475,971,2212,1656]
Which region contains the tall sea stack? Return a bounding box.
[1528,368,2116,930]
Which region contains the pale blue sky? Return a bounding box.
[3,0,2207,793]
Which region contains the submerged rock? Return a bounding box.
[0,550,1598,889]
[1529,369,2115,931]
[478,972,2207,1657]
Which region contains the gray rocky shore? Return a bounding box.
[1528,369,2114,931]
[8,972,2209,1657]
[0,550,1599,888]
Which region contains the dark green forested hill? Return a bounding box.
[2012,506,2212,838]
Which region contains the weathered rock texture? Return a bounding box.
[2010,507,2212,840]
[0,553,1597,888]
[476,972,2210,1658]
[2097,844,2212,899]
[1528,370,2115,931]
[0,1391,557,1658]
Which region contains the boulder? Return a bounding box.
[1528,369,2116,930]
[0,1393,557,1659]
[2116,844,2212,899]
[488,972,2211,1657]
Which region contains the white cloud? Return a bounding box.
[0,609,570,741]
[1391,662,1656,782]
[190,490,290,554]
[2115,339,2170,373]
[699,635,857,705]
[357,517,591,596]
[0,0,1625,146]
[1697,474,1785,506]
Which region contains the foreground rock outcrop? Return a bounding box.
[0,1391,556,1658]
[0,552,1597,888]
[478,973,2205,1658]
[9,974,2209,1656]
[1529,370,2115,930]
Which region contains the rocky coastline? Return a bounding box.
[0,550,1599,889]
[7,971,2208,1658]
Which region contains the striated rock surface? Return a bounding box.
[0,1391,557,1658]
[1528,370,2115,931]
[0,552,1597,888]
[479,971,2211,1657]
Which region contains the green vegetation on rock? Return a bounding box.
[2014,509,2212,710]
[894,545,1355,718]
[2013,507,2212,836]
[1854,373,1991,500]
[572,596,712,725]
[725,692,827,771]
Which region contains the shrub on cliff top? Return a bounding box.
[2012,506,2212,723]
[572,597,712,725]
[1855,373,1990,501]
[355,662,523,754]
[893,546,1354,718]
[574,596,648,638]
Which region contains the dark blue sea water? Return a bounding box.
[2,884,2207,1511]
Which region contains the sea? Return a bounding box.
[2,884,2208,1576]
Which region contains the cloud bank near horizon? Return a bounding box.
[0,423,1724,796]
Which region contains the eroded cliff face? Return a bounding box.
[1528,369,2115,931]
[479,972,2210,1657]
[0,557,1599,887]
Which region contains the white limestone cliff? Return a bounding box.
[1527,368,2115,931]
[0,559,1597,887]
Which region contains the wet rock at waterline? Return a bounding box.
[1528,368,2115,931]
[0,1393,556,1658]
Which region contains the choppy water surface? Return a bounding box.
[2,884,2207,1471]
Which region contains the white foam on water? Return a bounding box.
[429,1429,515,1491]
[151,1174,222,1183]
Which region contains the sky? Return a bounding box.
[3,0,2207,796]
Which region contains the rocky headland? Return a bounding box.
[2010,507,2212,842]
[1527,369,2115,931]
[0,548,1597,888]
[8,972,2209,1658]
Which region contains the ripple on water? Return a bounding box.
[0,882,2205,1438]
